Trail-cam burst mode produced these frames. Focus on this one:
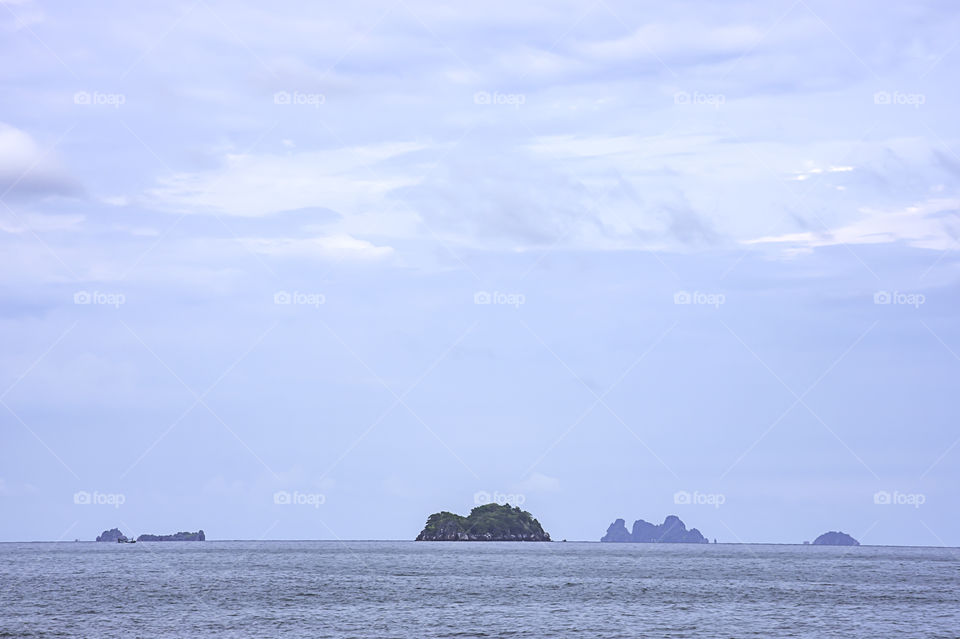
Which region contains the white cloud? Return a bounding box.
[791,165,856,181]
[0,124,42,172]
[235,234,393,261]
[746,198,960,252]
[580,22,766,62]
[0,123,76,199]
[147,142,426,218]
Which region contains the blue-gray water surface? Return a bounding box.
[1,541,958,638]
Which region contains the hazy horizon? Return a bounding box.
[2,0,959,548]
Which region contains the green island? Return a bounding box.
[415,503,551,541]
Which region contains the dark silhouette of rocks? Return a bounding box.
[602,518,632,542]
[136,530,205,542]
[95,528,126,542]
[601,515,708,543]
[812,531,859,546]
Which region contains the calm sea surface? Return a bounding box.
[1,541,958,638]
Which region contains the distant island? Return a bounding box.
[95,528,127,542]
[416,503,551,541]
[601,515,708,543]
[812,531,859,546]
[94,528,205,542]
[137,530,205,542]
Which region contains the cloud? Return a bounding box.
[663,201,718,244]
[393,146,602,246]
[232,234,393,261]
[746,198,960,252]
[0,210,83,233]
[580,22,766,64]
[790,165,856,181]
[933,150,960,179]
[2,0,956,262]
[0,123,78,200]
[147,142,425,218]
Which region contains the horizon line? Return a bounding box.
[2,539,958,549]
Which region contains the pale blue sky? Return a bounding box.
[1,0,958,544]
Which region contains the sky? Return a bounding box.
[0,0,958,545]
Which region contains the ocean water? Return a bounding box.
[1,541,958,638]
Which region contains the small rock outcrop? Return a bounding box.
[95,528,126,542]
[416,504,550,541]
[812,531,859,546]
[136,530,205,542]
[601,515,708,543]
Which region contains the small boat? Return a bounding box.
[117,537,136,544]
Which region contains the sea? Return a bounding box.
[1,541,958,638]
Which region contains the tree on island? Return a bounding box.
[416,503,551,541]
